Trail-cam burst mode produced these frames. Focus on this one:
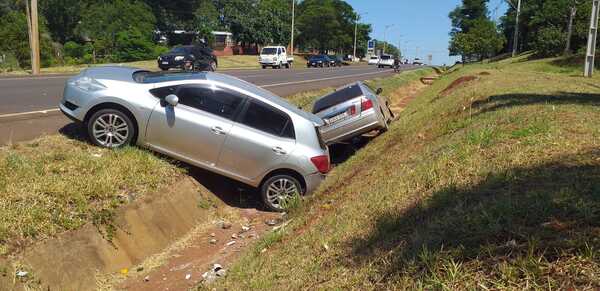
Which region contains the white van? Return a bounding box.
[259,46,294,69]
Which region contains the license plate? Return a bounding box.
[326,112,348,125]
[162,62,169,65]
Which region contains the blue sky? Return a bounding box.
[345,0,509,65]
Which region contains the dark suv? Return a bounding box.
[158,45,218,72]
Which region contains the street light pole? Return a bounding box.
[584,0,599,77]
[353,12,367,62]
[290,0,295,56]
[383,24,394,55]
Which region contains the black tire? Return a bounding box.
[209,61,217,72]
[87,108,136,149]
[261,174,304,212]
[262,65,267,69]
[160,67,169,71]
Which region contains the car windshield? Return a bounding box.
[261,48,278,55]
[170,47,191,54]
[132,71,207,83]
[381,55,391,60]
[370,57,379,60]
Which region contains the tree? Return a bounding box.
[0,10,55,68]
[76,0,157,61]
[451,18,505,61]
[194,0,220,45]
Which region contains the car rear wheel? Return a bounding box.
[261,175,303,212]
[87,109,135,149]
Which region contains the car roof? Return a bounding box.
[206,73,323,125]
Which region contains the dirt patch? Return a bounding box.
[387,78,431,114]
[479,71,491,76]
[440,75,478,96]
[111,209,280,291]
[1,178,225,291]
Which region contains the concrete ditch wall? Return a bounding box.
[0,177,218,291]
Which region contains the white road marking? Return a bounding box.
[0,75,71,81]
[0,68,394,118]
[0,108,61,118]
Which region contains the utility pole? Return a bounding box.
[290,0,295,56]
[565,3,578,55]
[507,0,522,57]
[353,12,367,62]
[383,24,394,55]
[28,0,41,75]
[584,0,600,77]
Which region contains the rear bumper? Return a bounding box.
[59,102,83,122]
[321,110,383,144]
[304,172,326,195]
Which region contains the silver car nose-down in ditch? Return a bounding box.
[60,67,330,211]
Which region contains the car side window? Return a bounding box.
[150,85,180,99]
[277,48,281,55]
[239,100,295,139]
[177,86,244,120]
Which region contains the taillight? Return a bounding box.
[311,155,330,174]
[361,98,373,111]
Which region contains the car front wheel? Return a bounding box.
[261,175,303,212]
[87,109,136,149]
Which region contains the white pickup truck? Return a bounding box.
[259,46,294,69]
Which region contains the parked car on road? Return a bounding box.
[329,55,344,67]
[378,55,394,68]
[60,67,330,211]
[312,82,394,145]
[158,45,218,72]
[368,56,380,65]
[259,46,294,69]
[307,55,332,68]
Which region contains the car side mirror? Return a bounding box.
[376,88,383,95]
[165,94,179,107]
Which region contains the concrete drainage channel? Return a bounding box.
[0,177,275,291]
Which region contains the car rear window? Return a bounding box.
[312,84,363,113]
[370,57,378,60]
[132,71,206,83]
[381,56,391,60]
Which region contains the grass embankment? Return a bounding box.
[0,68,431,258]
[213,58,600,290]
[2,55,261,76]
[0,136,183,255]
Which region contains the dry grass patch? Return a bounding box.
[210,58,600,290]
[0,135,182,255]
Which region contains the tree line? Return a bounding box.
[449,0,599,62]
[0,0,372,70]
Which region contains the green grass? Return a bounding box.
[2,55,263,76]
[0,135,183,255]
[210,57,600,290]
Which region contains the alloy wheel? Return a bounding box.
[265,178,300,210]
[92,113,130,148]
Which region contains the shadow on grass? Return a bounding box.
[472,92,600,116]
[346,149,600,285]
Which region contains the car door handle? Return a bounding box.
[211,126,226,135]
[272,146,287,155]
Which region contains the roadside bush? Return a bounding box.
[0,52,19,72]
[0,11,56,69]
[64,41,83,59]
[114,29,157,62]
[534,26,566,57]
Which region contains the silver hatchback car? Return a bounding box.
[60,67,330,211]
[313,82,394,145]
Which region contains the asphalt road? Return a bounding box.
[0,64,416,145]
